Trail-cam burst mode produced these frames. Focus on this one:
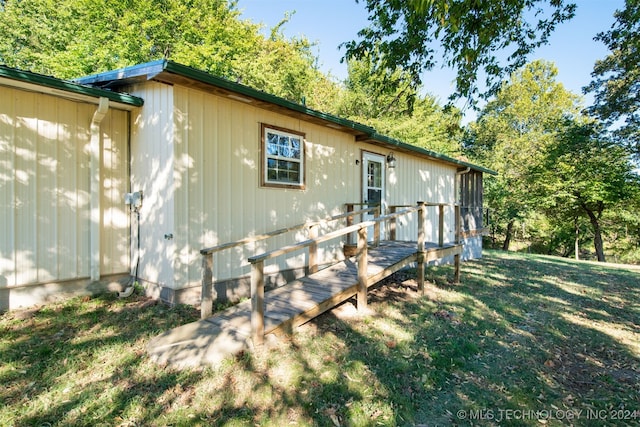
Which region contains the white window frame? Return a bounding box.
[261,124,306,189]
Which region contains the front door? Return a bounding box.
[362,152,386,240]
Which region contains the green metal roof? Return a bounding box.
[0,65,144,109]
[76,60,496,174]
[368,132,497,175]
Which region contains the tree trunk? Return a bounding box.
[574,217,580,261]
[581,202,605,262]
[502,219,515,251]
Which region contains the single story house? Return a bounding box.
[0,60,492,312]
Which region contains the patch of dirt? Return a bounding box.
[367,271,421,304]
[545,347,640,395]
[8,306,42,320]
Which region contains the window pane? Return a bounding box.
[277,160,299,172]
[290,138,301,159]
[368,189,382,203]
[278,136,289,157]
[267,133,279,155]
[263,127,304,186]
[372,163,382,187]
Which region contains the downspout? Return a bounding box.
[90,97,110,281]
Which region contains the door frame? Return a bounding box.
[361,151,386,240]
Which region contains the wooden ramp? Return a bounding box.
[147,241,462,368]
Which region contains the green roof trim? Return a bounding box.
[163,61,377,135]
[370,132,497,175]
[76,60,496,174]
[77,60,375,134]
[0,65,144,107]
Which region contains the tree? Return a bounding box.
[336,56,463,156]
[585,0,640,155]
[343,0,576,104]
[467,60,582,250]
[337,55,419,119]
[0,0,333,106]
[0,0,251,78]
[533,121,639,261]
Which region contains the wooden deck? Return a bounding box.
[147,240,462,368]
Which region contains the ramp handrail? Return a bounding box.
[247,202,461,345]
[247,206,416,264]
[199,205,380,256]
[200,205,380,319]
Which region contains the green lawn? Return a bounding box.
[1,250,638,426]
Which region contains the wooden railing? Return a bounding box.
[245,202,461,345]
[459,207,491,239]
[199,205,380,319]
[344,203,381,248]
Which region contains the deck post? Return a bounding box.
[201,253,214,319]
[345,203,355,248]
[389,206,397,241]
[250,260,265,346]
[357,225,368,311]
[454,204,461,283]
[308,224,318,274]
[373,205,381,247]
[438,204,445,247]
[417,201,426,295]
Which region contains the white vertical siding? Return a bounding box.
[128,82,461,292]
[13,90,38,285]
[385,151,457,243]
[0,87,17,288]
[129,82,176,288]
[170,86,363,289]
[0,86,130,289]
[100,110,130,274]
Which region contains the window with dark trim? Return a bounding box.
[261,124,305,189]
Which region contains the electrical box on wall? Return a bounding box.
[124,191,143,208]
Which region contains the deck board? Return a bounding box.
[147,240,462,368]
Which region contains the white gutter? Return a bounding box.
[90,97,109,281]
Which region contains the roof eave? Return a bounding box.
[75,60,496,174]
[361,132,498,175]
[0,65,143,110]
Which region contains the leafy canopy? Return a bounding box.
[0,0,334,106]
[343,0,576,105]
[337,56,463,156]
[585,0,640,154]
[467,60,582,247]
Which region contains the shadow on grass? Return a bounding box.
[1,250,638,426]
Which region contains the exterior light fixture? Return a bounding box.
[386,152,397,169]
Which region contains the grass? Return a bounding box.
[1,250,639,426]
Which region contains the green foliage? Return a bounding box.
[0,0,336,106]
[0,0,247,78]
[532,120,639,261]
[337,57,463,156]
[343,0,576,103]
[337,55,419,119]
[364,98,463,157]
[467,60,582,249]
[586,0,640,154]
[469,59,640,260]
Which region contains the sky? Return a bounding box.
[237,0,625,122]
